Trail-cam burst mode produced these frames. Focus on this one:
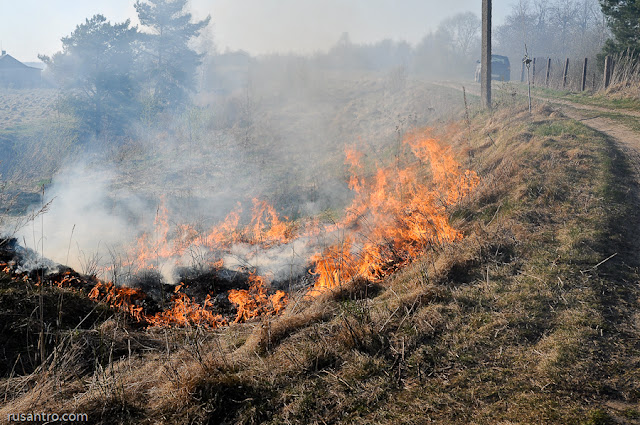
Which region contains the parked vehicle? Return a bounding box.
[475,55,511,82]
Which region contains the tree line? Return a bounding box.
[264,1,614,81]
[40,0,210,137]
[311,0,637,80]
[496,0,608,61]
[41,0,639,138]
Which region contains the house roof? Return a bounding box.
[0,54,41,71]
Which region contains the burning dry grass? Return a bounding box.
[2,101,640,424]
[42,124,474,331]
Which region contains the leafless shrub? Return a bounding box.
[77,243,102,277]
[608,50,640,88]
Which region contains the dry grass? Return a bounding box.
[602,80,640,106]
[0,88,79,207]
[2,99,640,424]
[0,89,58,130]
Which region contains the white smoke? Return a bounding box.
[17,162,138,275]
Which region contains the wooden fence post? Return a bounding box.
[604,55,613,88]
[562,58,570,88]
[612,58,616,82]
[581,58,588,91]
[545,57,551,86]
[532,57,536,86]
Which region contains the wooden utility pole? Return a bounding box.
[481,0,492,109]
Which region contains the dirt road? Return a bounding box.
[434,80,640,167]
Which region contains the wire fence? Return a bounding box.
[517,51,640,93]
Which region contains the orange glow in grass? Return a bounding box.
[228,273,288,323]
[147,293,228,329]
[89,282,146,322]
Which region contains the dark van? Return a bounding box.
[475,55,511,82]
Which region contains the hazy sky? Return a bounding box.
[1,0,513,62]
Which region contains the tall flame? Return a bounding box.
[308,129,479,294]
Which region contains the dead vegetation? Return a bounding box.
[1,99,640,424]
[0,89,59,129]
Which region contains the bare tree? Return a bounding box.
[495,0,605,65]
[439,12,482,58]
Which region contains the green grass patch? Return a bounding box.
[524,83,640,112]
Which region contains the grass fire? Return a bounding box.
[2,129,477,331]
[3,0,640,424]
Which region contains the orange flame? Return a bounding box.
[248,199,291,247]
[128,201,175,272]
[84,127,475,325]
[202,203,242,249]
[228,273,288,323]
[309,129,479,294]
[147,293,228,328]
[88,282,146,322]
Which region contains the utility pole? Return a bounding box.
[481,0,492,109]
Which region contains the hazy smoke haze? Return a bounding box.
[1,0,513,61]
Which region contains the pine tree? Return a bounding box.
[134,0,211,111]
[600,0,640,55]
[39,15,140,136]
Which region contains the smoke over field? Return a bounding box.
[2,0,486,330]
[15,70,470,285]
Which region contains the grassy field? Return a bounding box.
[1,91,639,424]
[0,89,59,129]
[1,74,469,216]
[0,88,80,216]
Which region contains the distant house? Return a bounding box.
[0,51,41,88]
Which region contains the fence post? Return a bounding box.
[604,55,613,88]
[562,58,570,88]
[545,57,551,86]
[612,58,616,82]
[532,57,536,86]
[520,61,525,82]
[581,58,588,91]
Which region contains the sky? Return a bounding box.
[0,0,514,62]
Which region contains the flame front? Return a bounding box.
[12,128,476,328]
[309,129,479,294]
[119,128,476,322]
[228,273,288,323]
